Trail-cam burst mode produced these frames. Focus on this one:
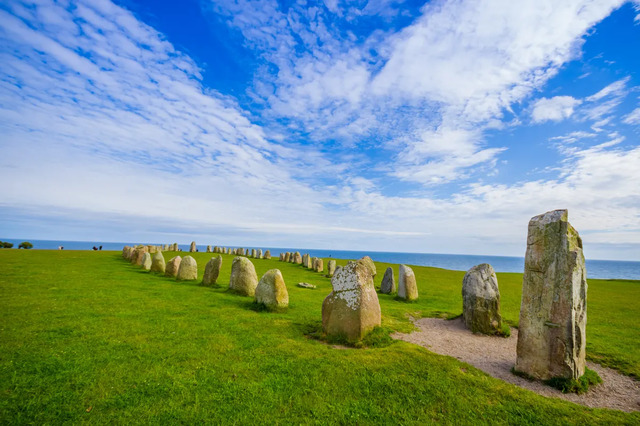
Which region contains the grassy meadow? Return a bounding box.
[0,249,638,424]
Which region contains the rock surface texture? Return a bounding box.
[255,269,289,311]
[462,264,502,334]
[150,251,166,274]
[229,257,259,297]
[202,255,222,286]
[515,209,587,381]
[165,256,182,277]
[380,267,395,294]
[361,256,377,279]
[176,255,198,281]
[189,241,196,252]
[141,252,152,270]
[397,265,418,301]
[322,258,382,341]
[327,260,336,277]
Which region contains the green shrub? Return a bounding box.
[1,241,14,248]
[18,241,33,249]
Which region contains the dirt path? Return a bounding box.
[392,317,640,412]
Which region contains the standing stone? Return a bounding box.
[462,264,502,335]
[322,257,382,341]
[206,245,212,253]
[327,260,336,277]
[252,249,257,258]
[314,258,324,273]
[177,255,197,281]
[279,252,285,261]
[150,251,166,274]
[229,257,259,297]
[173,243,178,251]
[141,252,152,270]
[255,269,289,311]
[122,246,131,259]
[189,241,196,253]
[131,246,148,265]
[515,209,587,381]
[303,255,311,269]
[293,252,302,264]
[257,249,263,259]
[264,250,271,259]
[311,257,318,270]
[284,252,291,262]
[380,267,395,294]
[202,255,222,286]
[148,245,157,254]
[397,265,418,301]
[165,256,182,277]
[361,256,377,279]
[238,248,245,256]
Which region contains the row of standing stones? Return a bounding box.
[122,209,586,383]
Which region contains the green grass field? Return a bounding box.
[1,249,638,424]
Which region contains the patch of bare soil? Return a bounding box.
[392,317,640,412]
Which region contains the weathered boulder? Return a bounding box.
[148,245,157,254]
[322,258,381,341]
[122,246,131,259]
[314,258,324,273]
[229,257,258,297]
[189,241,196,252]
[294,252,302,264]
[150,251,166,274]
[361,256,377,278]
[279,252,284,261]
[252,249,257,258]
[237,248,245,256]
[172,243,178,251]
[141,252,152,270]
[165,256,182,277]
[284,252,291,262]
[297,282,316,289]
[304,255,312,269]
[255,269,289,311]
[257,249,263,259]
[206,245,212,253]
[380,267,395,294]
[131,246,148,265]
[327,260,336,277]
[397,265,418,301]
[202,255,222,286]
[462,264,502,334]
[264,250,271,259]
[515,209,587,381]
[177,255,197,281]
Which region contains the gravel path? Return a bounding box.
[392,317,640,412]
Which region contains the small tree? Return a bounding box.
[18,241,33,249]
[1,241,13,248]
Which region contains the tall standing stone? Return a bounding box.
[304,255,312,269]
[293,252,302,264]
[515,210,587,380]
[264,250,271,259]
[206,245,212,253]
[314,258,324,273]
[397,265,418,301]
[327,260,336,277]
[202,255,222,286]
[284,252,291,262]
[177,255,197,281]
[229,257,259,297]
[122,246,131,259]
[150,251,166,274]
[255,269,289,311]
[189,241,196,253]
[462,264,502,335]
[279,252,285,261]
[131,246,148,265]
[141,252,152,270]
[361,256,377,279]
[380,267,395,294]
[322,258,381,341]
[257,249,263,259]
[165,256,182,277]
[173,243,178,251]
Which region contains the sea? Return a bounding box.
[1,238,639,281]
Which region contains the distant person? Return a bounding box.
[60,246,64,250]
[99,245,102,250]
[58,246,62,250]
[92,246,98,251]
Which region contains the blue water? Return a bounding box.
[1,238,639,281]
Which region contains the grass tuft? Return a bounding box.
[543,368,603,394]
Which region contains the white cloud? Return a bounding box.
[531,96,582,123]
[623,107,640,124]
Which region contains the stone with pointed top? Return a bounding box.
[462,264,502,335]
[150,251,166,274]
[229,257,259,297]
[255,269,289,311]
[380,267,395,294]
[202,255,222,286]
[165,256,182,277]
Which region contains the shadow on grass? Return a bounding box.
[296,320,396,349]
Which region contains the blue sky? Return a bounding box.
[0,0,639,261]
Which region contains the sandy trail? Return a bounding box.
[392,317,640,413]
